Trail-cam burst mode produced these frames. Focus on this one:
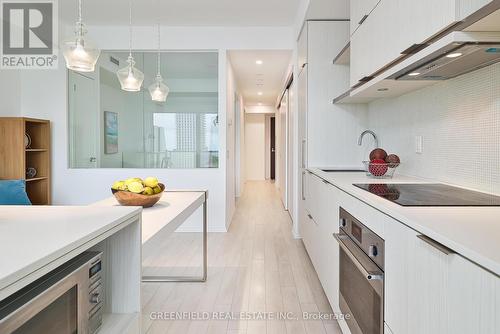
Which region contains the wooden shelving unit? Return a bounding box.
[0,117,51,205]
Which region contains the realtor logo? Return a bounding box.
[1,0,58,69]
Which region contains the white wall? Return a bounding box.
[6,22,294,232]
[368,62,500,195]
[245,113,266,180]
[0,72,21,116]
[235,96,245,198]
[293,0,349,38]
[99,82,145,168]
[246,105,277,114]
[88,25,294,51]
[276,91,288,207]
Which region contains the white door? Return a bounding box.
[68,71,98,168]
[279,90,288,209]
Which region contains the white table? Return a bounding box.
[94,190,208,283]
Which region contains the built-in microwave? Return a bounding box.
[0,251,104,334]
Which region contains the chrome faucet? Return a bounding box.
[358,130,379,148]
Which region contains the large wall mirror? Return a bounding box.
[68,51,219,169]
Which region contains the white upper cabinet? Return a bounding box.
[385,218,500,334]
[349,0,493,86]
[350,0,380,36]
[298,25,308,72]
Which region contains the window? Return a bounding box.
[68,51,219,169]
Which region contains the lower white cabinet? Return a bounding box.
[303,172,341,313]
[447,253,500,333]
[302,172,500,334]
[385,218,500,334]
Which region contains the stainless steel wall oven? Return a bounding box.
[334,208,385,334]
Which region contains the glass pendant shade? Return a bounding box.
[117,55,144,92]
[149,74,169,102]
[63,1,100,72]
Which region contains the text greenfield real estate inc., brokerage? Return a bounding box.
[1,0,58,69]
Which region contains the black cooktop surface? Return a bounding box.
[353,183,500,207]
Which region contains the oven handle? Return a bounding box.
[333,233,384,281]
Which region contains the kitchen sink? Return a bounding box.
[320,168,365,172]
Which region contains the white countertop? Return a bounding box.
[93,190,206,244]
[308,168,500,276]
[0,206,142,299]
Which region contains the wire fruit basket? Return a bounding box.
[363,161,400,179]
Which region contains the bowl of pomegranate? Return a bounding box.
[363,148,400,178]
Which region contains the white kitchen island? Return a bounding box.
[0,205,143,334]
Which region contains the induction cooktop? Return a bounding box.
[353,183,500,207]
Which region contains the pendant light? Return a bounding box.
[148,24,169,102]
[62,0,100,72]
[117,0,144,92]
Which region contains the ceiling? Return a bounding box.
[228,50,292,106]
[60,0,301,26]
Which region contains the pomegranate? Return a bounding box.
[385,154,401,165]
[369,148,388,161]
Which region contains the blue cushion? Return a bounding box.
[0,180,32,205]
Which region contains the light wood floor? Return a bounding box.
[141,181,342,334]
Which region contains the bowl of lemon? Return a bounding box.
[111,177,164,208]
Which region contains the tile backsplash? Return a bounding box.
[368,62,500,194]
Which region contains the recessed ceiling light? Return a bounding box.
[258,92,263,96]
[377,88,389,92]
[256,60,263,65]
[408,72,421,77]
[446,52,463,58]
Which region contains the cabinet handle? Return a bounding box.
[301,139,306,168]
[301,172,306,200]
[417,235,455,255]
[358,14,368,25]
[333,233,384,282]
[307,214,313,220]
[401,43,427,55]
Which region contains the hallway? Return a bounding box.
[142,181,341,334]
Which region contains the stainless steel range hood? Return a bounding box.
[391,33,500,81]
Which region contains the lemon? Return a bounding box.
[144,177,159,188]
[142,187,154,195]
[153,185,162,194]
[127,181,144,194]
[111,181,125,190]
[125,178,136,186]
